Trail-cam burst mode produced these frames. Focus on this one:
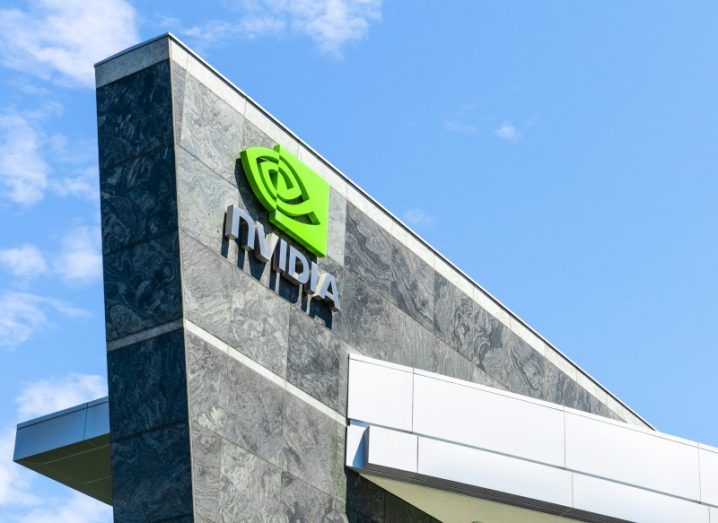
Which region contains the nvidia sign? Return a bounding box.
[224,145,340,311]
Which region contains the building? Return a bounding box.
[13,34,718,522]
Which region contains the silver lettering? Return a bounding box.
[318,273,341,311]
[286,246,309,285]
[254,222,279,262]
[224,205,254,250]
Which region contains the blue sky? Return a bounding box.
[0,1,717,520]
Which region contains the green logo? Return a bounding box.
[240,145,330,257]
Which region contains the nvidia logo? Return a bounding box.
[224,145,340,311]
[240,145,329,257]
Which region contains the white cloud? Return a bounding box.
[403,208,436,228]
[0,430,40,508]
[16,373,106,420]
[0,245,48,280]
[0,110,50,206]
[496,122,522,142]
[0,291,89,349]
[0,0,139,87]
[54,226,102,284]
[0,106,98,207]
[0,225,102,286]
[180,0,381,57]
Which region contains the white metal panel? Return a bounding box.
[412,374,565,467]
[565,412,701,501]
[699,446,718,507]
[417,436,573,508]
[572,473,709,523]
[345,422,368,468]
[365,425,417,475]
[347,358,413,431]
[710,506,718,523]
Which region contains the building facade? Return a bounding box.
[14,35,718,523]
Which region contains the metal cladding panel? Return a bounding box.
[699,446,718,507]
[346,354,718,523]
[571,473,709,523]
[417,435,573,508]
[365,425,417,475]
[412,373,565,467]
[346,357,413,431]
[565,411,701,501]
[15,407,88,461]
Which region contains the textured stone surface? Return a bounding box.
[345,203,434,331]
[181,234,233,343]
[228,266,291,377]
[413,335,473,382]
[103,231,182,341]
[218,441,282,522]
[108,329,187,440]
[191,423,221,521]
[280,473,345,522]
[97,60,173,170]
[95,37,169,88]
[339,271,417,368]
[287,308,342,412]
[111,423,193,522]
[176,147,239,254]
[327,189,347,266]
[224,355,285,467]
[177,68,246,185]
[470,309,546,400]
[101,146,177,255]
[344,471,386,522]
[283,394,346,500]
[187,331,227,434]
[433,274,475,350]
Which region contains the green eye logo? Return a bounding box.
[240,145,330,257]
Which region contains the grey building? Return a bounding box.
[14,35,718,523]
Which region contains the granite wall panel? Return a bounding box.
[97,60,173,170]
[111,422,193,522]
[100,145,177,255]
[103,231,182,341]
[108,329,188,440]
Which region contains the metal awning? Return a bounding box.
[14,397,111,504]
[346,354,718,523]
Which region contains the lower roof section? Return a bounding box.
[346,354,718,523]
[13,397,111,505]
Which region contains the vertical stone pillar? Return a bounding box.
[97,38,191,521]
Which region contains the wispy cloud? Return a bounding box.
[0,225,102,286]
[403,208,436,228]
[16,373,106,420]
[0,291,89,349]
[178,0,382,57]
[496,122,522,142]
[54,226,102,284]
[0,0,139,88]
[0,245,48,281]
[0,107,99,207]
[0,109,51,206]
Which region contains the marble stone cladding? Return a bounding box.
[96,34,646,522]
